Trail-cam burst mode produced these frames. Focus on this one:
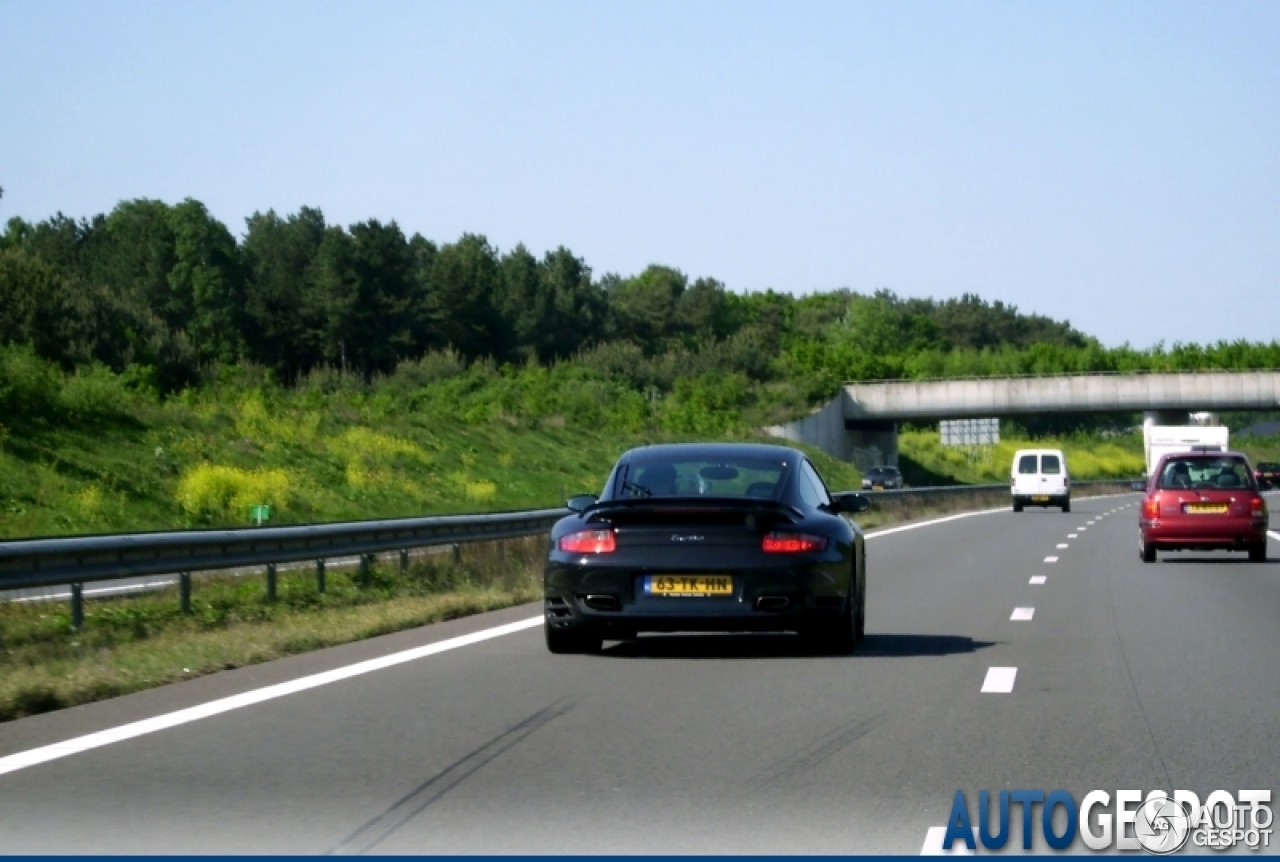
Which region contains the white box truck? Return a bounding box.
[1143,425,1230,479]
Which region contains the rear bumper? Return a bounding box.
[544,560,850,635]
[1140,518,1268,549]
[1013,494,1069,506]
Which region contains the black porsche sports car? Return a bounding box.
[543,443,870,654]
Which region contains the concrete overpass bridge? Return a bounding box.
[762,370,1280,469]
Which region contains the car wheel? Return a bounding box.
[1140,533,1156,564]
[1061,499,1071,513]
[1249,544,1267,563]
[545,621,603,654]
[810,599,856,655]
[1012,499,1024,513]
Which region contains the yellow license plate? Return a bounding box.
[1032,495,1049,502]
[872,484,884,490]
[1185,503,1228,514]
[644,575,733,597]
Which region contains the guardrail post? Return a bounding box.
[70,583,83,630]
[497,539,507,564]
[359,554,371,588]
[179,572,192,614]
[452,543,461,565]
[266,563,277,602]
[399,548,409,574]
[316,559,326,594]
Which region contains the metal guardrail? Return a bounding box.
[0,481,1138,625]
[0,508,567,592]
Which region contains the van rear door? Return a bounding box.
[1039,453,1068,497]
[1013,453,1040,497]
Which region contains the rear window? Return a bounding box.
[1157,457,1253,490]
[1041,454,1062,475]
[1017,455,1038,475]
[614,455,787,499]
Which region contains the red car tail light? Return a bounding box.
[559,529,617,554]
[1142,497,1160,520]
[1251,497,1268,518]
[762,532,828,553]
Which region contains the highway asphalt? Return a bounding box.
[1,493,1278,854]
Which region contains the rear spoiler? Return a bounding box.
[579,496,803,521]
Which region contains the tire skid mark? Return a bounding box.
[751,711,889,789]
[325,700,572,855]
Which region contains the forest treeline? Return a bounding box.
[2,197,1279,416]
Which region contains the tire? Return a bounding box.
[545,622,603,654]
[1061,499,1071,513]
[1140,534,1156,563]
[1249,544,1267,563]
[1012,499,1024,513]
[811,598,857,654]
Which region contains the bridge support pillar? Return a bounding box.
[760,393,899,469]
[845,420,899,471]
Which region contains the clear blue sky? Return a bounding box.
[3,0,1277,348]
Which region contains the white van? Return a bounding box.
[1011,449,1070,513]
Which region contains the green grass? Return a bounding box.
[0,381,863,540]
[0,536,546,722]
[898,429,1147,485]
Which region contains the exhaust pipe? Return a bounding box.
[584,594,621,611]
[755,596,790,610]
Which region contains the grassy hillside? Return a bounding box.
[898,428,1280,486]
[897,429,1147,485]
[0,361,862,539]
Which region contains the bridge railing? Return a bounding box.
[843,368,1280,386]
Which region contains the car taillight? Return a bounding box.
[558,529,616,554]
[1142,497,1160,519]
[1251,497,1268,518]
[762,532,828,553]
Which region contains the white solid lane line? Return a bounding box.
[920,826,976,855]
[863,507,1006,540]
[1029,576,1046,585]
[1010,607,1035,621]
[0,616,544,778]
[981,667,1018,693]
[0,507,1006,779]
[1044,556,1058,563]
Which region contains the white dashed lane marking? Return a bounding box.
[1068,533,1078,538]
[1029,575,1046,585]
[1044,556,1058,563]
[981,667,1018,693]
[1056,543,1069,548]
[920,826,976,855]
[1010,607,1035,621]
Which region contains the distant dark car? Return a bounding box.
[1138,451,1269,563]
[861,466,904,490]
[1255,462,1280,489]
[544,443,870,654]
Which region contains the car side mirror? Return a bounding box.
[566,494,598,513]
[832,493,871,514]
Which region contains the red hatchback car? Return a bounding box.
[1138,451,1269,563]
